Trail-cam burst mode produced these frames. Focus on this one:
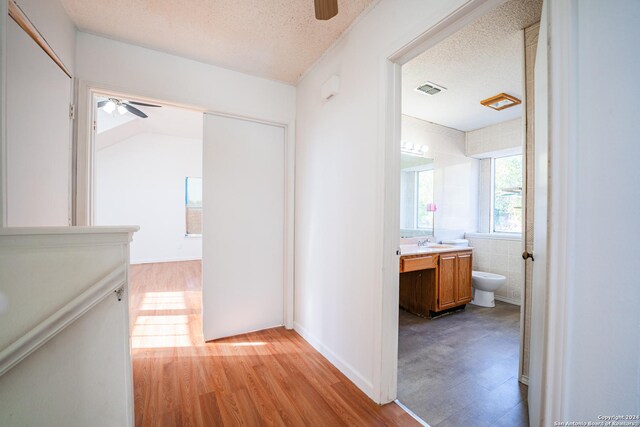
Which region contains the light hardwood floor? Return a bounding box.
[130,261,419,426]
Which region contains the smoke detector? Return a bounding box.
[416,81,447,95]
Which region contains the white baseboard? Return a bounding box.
[293,321,376,402]
[495,295,521,306]
[131,256,202,265]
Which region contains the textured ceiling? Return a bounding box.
[60,0,375,84]
[402,0,542,132]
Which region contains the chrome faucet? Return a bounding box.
[417,237,433,247]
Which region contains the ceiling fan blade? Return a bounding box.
[128,101,162,108]
[315,0,338,20]
[123,103,148,118]
[97,100,108,108]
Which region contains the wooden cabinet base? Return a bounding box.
[399,269,436,318]
[399,249,473,319]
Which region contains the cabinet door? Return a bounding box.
[456,253,473,304]
[438,254,457,310]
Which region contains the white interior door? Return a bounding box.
[202,113,285,341]
[528,1,549,424]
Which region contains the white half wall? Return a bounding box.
[96,132,202,264]
[294,0,476,402]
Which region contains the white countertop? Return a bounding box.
[399,244,474,256]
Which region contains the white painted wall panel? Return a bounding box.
[564,0,640,418]
[6,19,72,226]
[295,0,471,401]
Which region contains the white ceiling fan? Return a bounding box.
[97,98,161,119]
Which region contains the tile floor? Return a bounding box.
[397,301,528,426]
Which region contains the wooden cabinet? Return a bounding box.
[456,252,473,304]
[435,250,473,311]
[400,249,473,317]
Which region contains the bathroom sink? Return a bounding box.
[426,244,455,249]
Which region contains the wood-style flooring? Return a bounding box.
[130,261,419,426]
[398,302,528,426]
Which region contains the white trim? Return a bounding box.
[0,265,127,376]
[394,400,430,427]
[377,0,506,405]
[0,0,7,227]
[464,232,522,241]
[534,0,578,423]
[0,225,139,236]
[293,322,375,399]
[494,295,521,306]
[131,256,202,265]
[519,375,529,386]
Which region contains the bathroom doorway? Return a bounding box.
[393,0,542,424]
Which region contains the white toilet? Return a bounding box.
[471,271,506,308]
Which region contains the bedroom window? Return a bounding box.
[185,177,202,235]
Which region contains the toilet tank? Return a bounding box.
[442,239,469,247]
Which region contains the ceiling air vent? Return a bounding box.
[416,81,447,96]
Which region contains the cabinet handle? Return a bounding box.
[522,251,535,261]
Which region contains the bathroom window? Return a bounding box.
[416,169,434,230]
[493,155,522,233]
[185,177,202,235]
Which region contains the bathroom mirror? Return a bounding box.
[400,154,435,238]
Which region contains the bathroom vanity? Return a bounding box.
[399,246,473,318]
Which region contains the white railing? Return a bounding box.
[0,264,126,376]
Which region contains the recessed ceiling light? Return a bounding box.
[480,93,521,111]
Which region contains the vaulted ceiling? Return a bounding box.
[60,0,376,84]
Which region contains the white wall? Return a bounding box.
[562,0,640,419]
[402,115,479,241]
[294,0,474,401]
[466,118,522,158]
[96,133,202,264]
[466,234,522,305]
[3,0,76,227]
[75,32,295,124]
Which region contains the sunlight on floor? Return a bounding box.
[132,314,191,348]
[140,291,186,310]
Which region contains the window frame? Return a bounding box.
[185,176,203,237]
[491,154,523,234]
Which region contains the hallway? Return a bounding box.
[129,261,419,426]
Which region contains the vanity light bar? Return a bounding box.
[401,142,429,157]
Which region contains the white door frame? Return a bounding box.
[376,0,577,423]
[75,81,295,330]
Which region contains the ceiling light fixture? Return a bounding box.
[401,142,429,157]
[480,93,521,111]
[102,100,116,114]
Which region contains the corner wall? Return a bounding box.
[294,0,473,401]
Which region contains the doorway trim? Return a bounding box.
[375,0,508,404]
[75,81,295,330]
